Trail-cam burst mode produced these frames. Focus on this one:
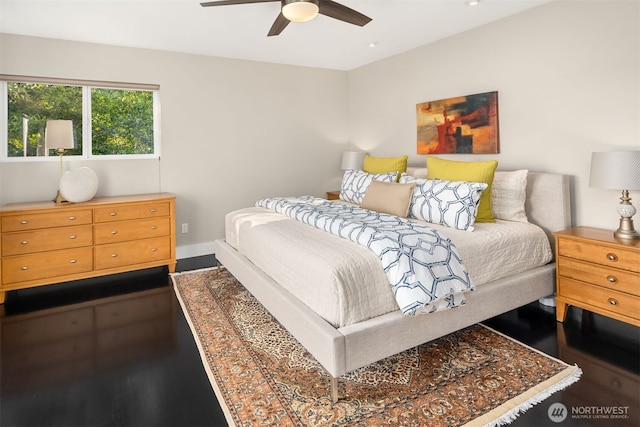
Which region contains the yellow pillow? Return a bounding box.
[426,157,498,223]
[363,155,408,176]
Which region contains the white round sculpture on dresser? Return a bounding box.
[59,167,99,203]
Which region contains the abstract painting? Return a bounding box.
[416,91,499,154]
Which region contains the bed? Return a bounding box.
[214,167,571,402]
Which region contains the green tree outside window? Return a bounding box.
[5,81,156,158]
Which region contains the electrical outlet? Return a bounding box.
[181,223,189,234]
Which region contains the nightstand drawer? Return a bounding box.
[2,225,93,256]
[2,248,94,285]
[558,277,640,321]
[94,218,171,244]
[95,237,171,270]
[94,202,170,223]
[1,209,93,232]
[558,239,639,273]
[557,257,640,296]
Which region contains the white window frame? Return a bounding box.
[0,75,161,162]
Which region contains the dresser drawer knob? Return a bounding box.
[150,208,157,213]
[69,235,77,240]
[110,212,117,217]
[608,298,618,306]
[21,240,28,245]
[606,253,618,262]
[151,248,157,252]
[111,254,118,258]
[69,259,77,264]
[151,226,157,230]
[111,230,118,235]
[21,266,28,271]
[69,216,76,221]
[20,220,28,225]
[607,275,617,283]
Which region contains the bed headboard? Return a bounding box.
[525,172,572,252]
[405,167,572,253]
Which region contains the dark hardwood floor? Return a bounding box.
[1,256,638,427]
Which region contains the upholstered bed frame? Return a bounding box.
[214,171,571,402]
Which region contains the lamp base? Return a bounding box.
[614,190,639,239]
[614,217,639,239]
[53,190,68,205]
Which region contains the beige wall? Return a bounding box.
[0,34,350,257]
[1,0,638,258]
[348,0,639,230]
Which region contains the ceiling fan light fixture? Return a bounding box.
[282,0,319,23]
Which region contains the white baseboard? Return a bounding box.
[176,241,215,260]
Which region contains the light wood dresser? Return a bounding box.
[554,226,640,326]
[0,193,176,303]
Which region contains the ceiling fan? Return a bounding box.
[200,0,372,37]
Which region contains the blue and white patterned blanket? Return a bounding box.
[256,196,475,316]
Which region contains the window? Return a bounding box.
[1,75,160,160]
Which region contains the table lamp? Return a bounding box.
[341,151,365,170]
[45,120,75,204]
[589,150,640,239]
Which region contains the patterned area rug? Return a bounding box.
[171,267,581,427]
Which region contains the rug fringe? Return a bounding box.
[484,365,581,427]
[466,324,583,427]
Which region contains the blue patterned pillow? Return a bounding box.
[339,169,398,204]
[400,176,488,231]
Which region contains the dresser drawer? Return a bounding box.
[2,225,93,256]
[557,239,639,273]
[2,248,94,285]
[558,257,640,297]
[94,202,170,223]
[558,277,640,321]
[1,209,93,232]
[94,218,170,245]
[95,237,171,270]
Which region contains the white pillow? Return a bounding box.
[400,176,487,231]
[492,170,529,222]
[405,166,428,179]
[339,169,398,204]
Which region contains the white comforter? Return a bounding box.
[225,205,552,328]
[256,196,474,316]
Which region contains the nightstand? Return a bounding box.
[326,190,340,200]
[553,226,640,326]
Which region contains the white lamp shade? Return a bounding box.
[341,151,365,170]
[590,151,640,190]
[282,0,319,22]
[45,120,75,150]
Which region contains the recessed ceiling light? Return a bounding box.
[369,41,379,48]
[467,0,480,6]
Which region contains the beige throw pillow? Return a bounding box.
[360,180,416,218]
[491,170,529,222]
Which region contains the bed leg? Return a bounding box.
[331,377,339,403]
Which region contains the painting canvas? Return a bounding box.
[416,91,499,154]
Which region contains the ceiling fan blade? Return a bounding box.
[268,12,290,36]
[318,0,371,26]
[201,0,278,7]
